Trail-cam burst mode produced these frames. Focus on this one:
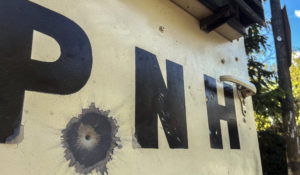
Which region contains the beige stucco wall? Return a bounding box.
[0,0,262,174]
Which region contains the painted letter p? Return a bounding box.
[0,0,93,142]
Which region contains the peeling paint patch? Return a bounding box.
[288,111,293,125]
[132,133,141,149]
[62,103,120,175]
[297,137,300,154]
[291,131,295,138]
[6,125,24,144]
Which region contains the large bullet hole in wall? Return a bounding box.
[62,103,120,175]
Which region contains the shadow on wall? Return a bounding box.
[0,0,93,142]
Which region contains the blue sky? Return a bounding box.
[261,1,300,63]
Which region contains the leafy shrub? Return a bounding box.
[258,130,288,175]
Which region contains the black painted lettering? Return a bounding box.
[135,47,188,149]
[204,75,240,149]
[0,0,92,142]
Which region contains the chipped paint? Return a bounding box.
[291,129,295,138]
[297,137,300,154]
[0,0,263,174]
[288,111,298,140]
[62,103,120,175]
[288,111,293,125]
[5,125,24,144]
[132,133,142,149]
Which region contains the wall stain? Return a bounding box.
[62,103,120,175]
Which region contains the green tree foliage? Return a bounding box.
[244,24,284,132]
[290,52,300,127]
[258,130,288,175]
[244,23,267,55]
[244,8,297,174]
[244,1,300,174]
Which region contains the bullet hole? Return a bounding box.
[221,58,225,64]
[235,57,239,62]
[159,26,165,33]
[62,103,120,175]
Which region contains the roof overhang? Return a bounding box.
[171,0,265,41]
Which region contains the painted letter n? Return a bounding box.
[135,47,188,149]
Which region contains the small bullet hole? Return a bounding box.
[159,26,164,33]
[85,135,91,141]
[221,59,225,64]
[235,57,239,62]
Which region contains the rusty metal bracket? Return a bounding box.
[220,75,256,116]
